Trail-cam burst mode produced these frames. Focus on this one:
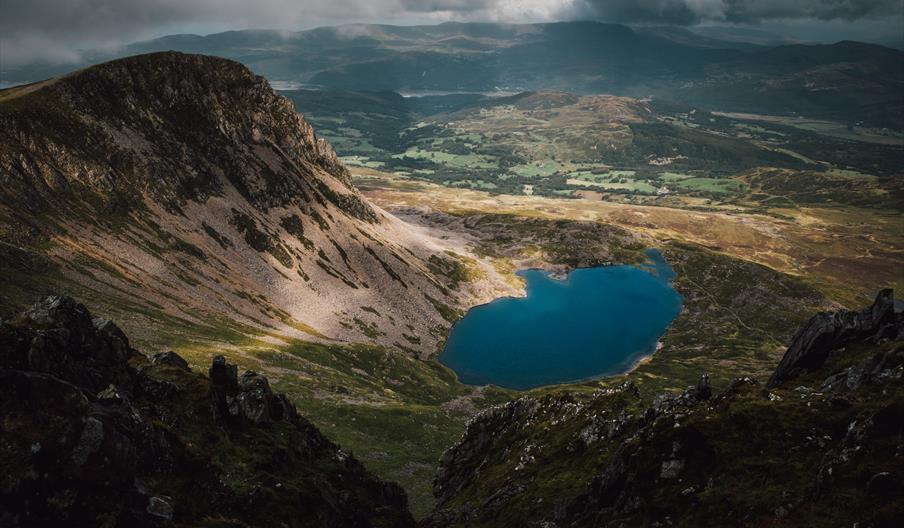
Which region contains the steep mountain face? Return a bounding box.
[0,295,415,527]
[427,292,904,527]
[0,52,501,355]
[6,22,902,127]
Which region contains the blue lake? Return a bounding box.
[439,250,682,390]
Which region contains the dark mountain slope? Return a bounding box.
[0,295,415,527]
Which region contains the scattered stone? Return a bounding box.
[660,459,685,479]
[152,351,190,370]
[866,472,894,496]
[146,496,174,520]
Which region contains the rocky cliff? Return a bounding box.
[427,292,904,527]
[0,295,414,527]
[768,289,898,387]
[0,52,498,356]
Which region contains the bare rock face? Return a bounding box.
[767,289,899,388]
[208,356,298,426]
[0,296,415,527]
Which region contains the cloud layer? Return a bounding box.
[1,0,901,68]
[572,0,904,25]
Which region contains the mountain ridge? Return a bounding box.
[0,51,514,356]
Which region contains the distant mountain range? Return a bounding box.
[5,21,903,128]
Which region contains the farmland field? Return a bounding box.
[288,89,903,213]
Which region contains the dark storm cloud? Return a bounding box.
[1,0,902,68]
[0,0,404,67]
[398,0,496,12]
[573,0,904,25]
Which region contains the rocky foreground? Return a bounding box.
[0,296,414,527]
[1,291,902,527]
[427,291,904,527]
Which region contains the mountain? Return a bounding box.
[0,295,414,527]
[5,21,903,128]
[427,291,904,527]
[0,51,523,516]
[687,25,801,47]
[1,44,901,527]
[678,41,904,125]
[0,52,502,356]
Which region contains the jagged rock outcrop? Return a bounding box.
[0,295,415,527]
[208,356,298,426]
[433,397,541,509]
[768,289,900,387]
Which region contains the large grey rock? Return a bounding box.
[232,371,273,425]
[152,351,190,370]
[207,357,298,427]
[768,289,897,388]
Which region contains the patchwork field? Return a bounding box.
[289,89,903,213]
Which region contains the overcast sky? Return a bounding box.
[2,0,902,67]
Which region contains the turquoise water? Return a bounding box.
[439,250,682,390]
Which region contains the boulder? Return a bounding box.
[151,351,190,370]
[208,355,238,390]
[0,296,138,393]
[207,358,298,427]
[694,373,712,400]
[232,371,274,425]
[866,472,894,496]
[147,496,174,520]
